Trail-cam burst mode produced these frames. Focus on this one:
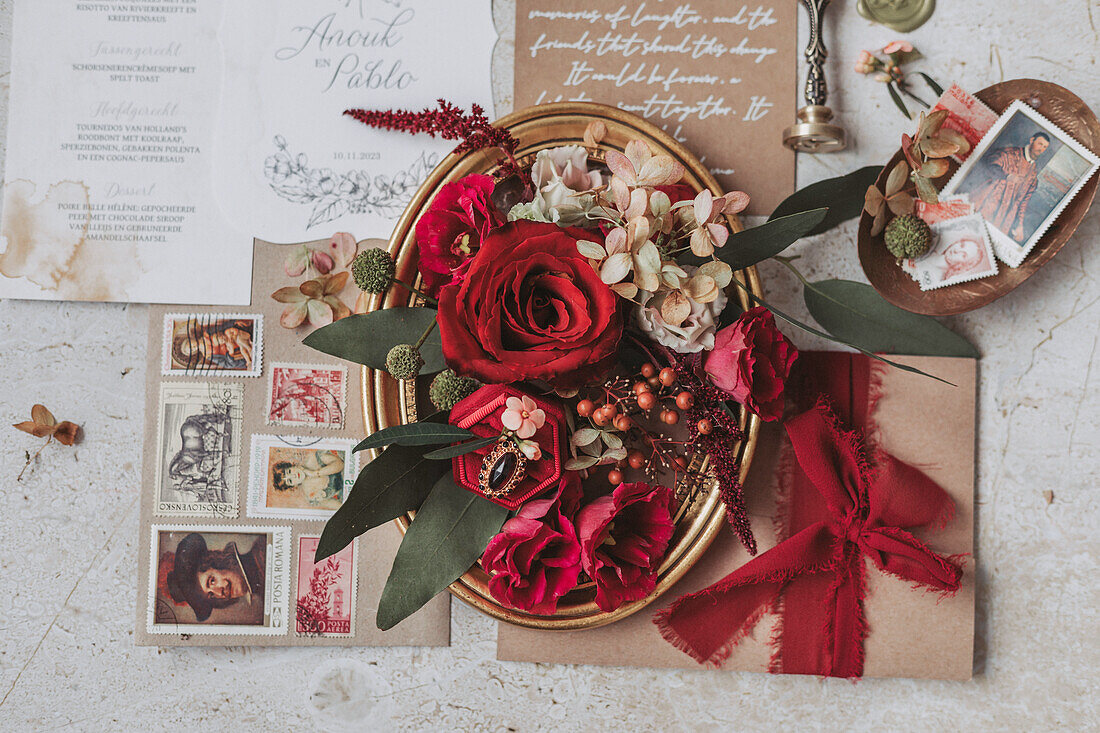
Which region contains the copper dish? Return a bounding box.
[359,102,763,630]
[858,79,1100,315]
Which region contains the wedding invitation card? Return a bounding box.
[0,1,496,304]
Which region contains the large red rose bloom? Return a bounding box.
[437,220,624,388]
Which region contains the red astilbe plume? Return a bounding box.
[344,99,522,179]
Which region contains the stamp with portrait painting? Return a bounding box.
[147,525,290,635]
[266,362,348,429]
[942,100,1100,268]
[154,382,243,517]
[910,213,999,291]
[162,313,263,377]
[246,435,358,520]
[295,535,357,637]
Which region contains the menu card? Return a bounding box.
[0,0,496,304]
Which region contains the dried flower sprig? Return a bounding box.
[14,404,80,481]
[853,41,945,119]
[344,99,523,179]
[864,160,916,236]
[902,109,970,203]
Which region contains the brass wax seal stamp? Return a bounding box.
[783,0,847,153]
[857,0,936,33]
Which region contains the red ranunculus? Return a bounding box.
[576,482,675,612]
[415,174,505,295]
[482,474,584,614]
[703,306,798,422]
[437,220,624,388]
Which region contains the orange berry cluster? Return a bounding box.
[574,362,705,484]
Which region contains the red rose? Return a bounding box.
[482,475,583,614]
[653,184,698,204]
[415,174,505,295]
[576,482,675,612]
[438,220,624,388]
[703,306,798,422]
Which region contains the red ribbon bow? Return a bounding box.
[655,403,963,677]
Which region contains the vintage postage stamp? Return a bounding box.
[247,435,358,520]
[147,525,291,635]
[162,313,263,377]
[295,535,357,637]
[907,214,999,291]
[154,382,243,517]
[942,100,1100,267]
[266,363,348,429]
[915,194,974,225]
[931,84,998,162]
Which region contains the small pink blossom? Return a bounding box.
[883,40,914,54]
[501,395,546,440]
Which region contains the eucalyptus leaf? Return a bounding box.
[769,167,884,235]
[422,436,499,460]
[803,279,979,358]
[376,473,509,630]
[315,444,450,561]
[354,422,473,452]
[303,308,445,374]
[887,82,911,119]
[731,280,957,385]
[917,72,945,98]
[680,209,828,270]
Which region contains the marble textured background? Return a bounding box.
[1,0,1097,729]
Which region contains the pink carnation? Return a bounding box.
[576,482,675,613]
[482,475,583,614]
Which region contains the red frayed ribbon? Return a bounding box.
[655,399,962,677]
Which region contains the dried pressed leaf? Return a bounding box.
[281,301,310,328]
[864,185,886,217]
[920,158,950,179]
[322,271,350,295]
[885,160,909,197]
[577,240,607,260]
[52,421,80,446]
[325,295,352,321]
[329,232,359,269]
[887,191,916,216]
[921,137,961,159]
[299,279,324,298]
[611,282,639,299]
[272,286,308,303]
[600,252,633,283]
[13,420,52,438]
[31,404,55,427]
[583,120,607,148]
[912,174,940,203]
[661,290,691,327]
[697,260,733,288]
[937,128,971,156]
[693,190,713,225]
[720,190,751,215]
[684,274,719,303]
[605,151,636,185]
[870,208,888,237]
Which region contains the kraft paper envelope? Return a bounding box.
[497,356,977,680]
[135,240,450,647]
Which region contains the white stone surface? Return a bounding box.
[1,0,1098,729]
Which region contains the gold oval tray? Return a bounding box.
[361,102,762,630]
[857,79,1100,315]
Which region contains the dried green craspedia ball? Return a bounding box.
[351,248,395,294]
[385,344,424,380]
[429,369,481,411]
[883,214,932,259]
